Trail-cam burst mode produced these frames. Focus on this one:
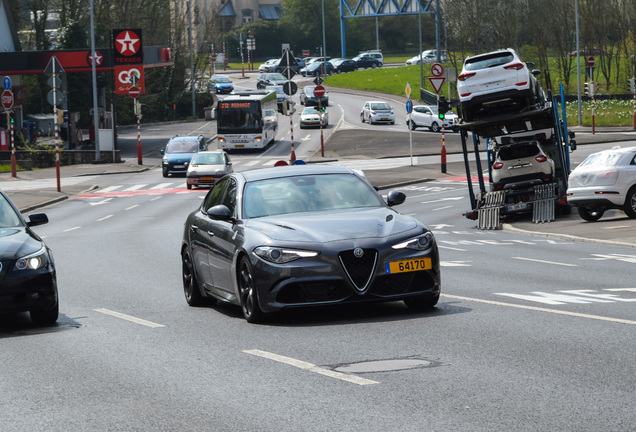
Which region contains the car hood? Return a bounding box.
[164,153,196,163]
[0,228,43,261]
[268,79,286,85]
[245,208,420,243]
[187,163,228,174]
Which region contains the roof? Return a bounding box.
[219,1,236,17]
[240,164,356,182]
[259,4,284,20]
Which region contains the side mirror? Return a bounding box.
[160,149,165,155]
[531,69,541,77]
[526,62,535,68]
[206,204,233,221]
[386,190,406,207]
[27,213,49,227]
[570,140,577,151]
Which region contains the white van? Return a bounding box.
[406,50,448,65]
[359,51,383,66]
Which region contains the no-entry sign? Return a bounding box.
[128,86,141,98]
[313,85,326,97]
[587,56,595,67]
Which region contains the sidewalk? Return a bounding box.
[1,126,635,248]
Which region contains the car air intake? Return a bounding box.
[338,249,378,292]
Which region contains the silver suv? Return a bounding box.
[490,140,555,190]
[457,49,545,122]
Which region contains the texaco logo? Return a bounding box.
[87,51,103,66]
[115,31,141,56]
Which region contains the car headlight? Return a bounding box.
[253,246,319,264]
[14,246,48,271]
[391,232,433,251]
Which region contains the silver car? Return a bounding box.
[360,101,395,125]
[186,150,233,189]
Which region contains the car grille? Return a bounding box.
[368,271,437,296]
[338,248,377,291]
[276,280,351,303]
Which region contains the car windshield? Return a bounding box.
[192,153,223,165]
[243,174,383,218]
[266,86,284,95]
[0,196,21,228]
[265,73,286,81]
[370,102,391,110]
[166,141,199,154]
[212,77,230,83]
[578,152,622,168]
[464,52,515,71]
[304,86,316,96]
[302,108,319,115]
[498,142,540,160]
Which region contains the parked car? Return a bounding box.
[161,135,208,177]
[300,61,334,77]
[405,50,448,65]
[457,48,545,122]
[407,105,459,132]
[353,54,382,69]
[331,58,358,73]
[186,150,233,190]
[490,140,555,191]
[266,85,290,112]
[299,107,328,129]
[0,190,58,325]
[208,75,234,94]
[256,72,287,89]
[258,59,278,72]
[300,85,329,107]
[567,146,636,221]
[360,101,395,124]
[180,164,441,323]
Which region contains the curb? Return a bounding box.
[501,223,636,249]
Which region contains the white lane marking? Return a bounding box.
[94,308,165,328]
[125,204,139,210]
[97,215,113,222]
[98,185,123,193]
[440,261,472,267]
[89,198,113,206]
[442,294,636,326]
[150,196,162,201]
[433,206,453,211]
[421,197,463,204]
[123,184,147,191]
[512,256,577,267]
[243,349,379,386]
[150,183,173,190]
[438,245,467,252]
[243,160,260,166]
[63,226,81,232]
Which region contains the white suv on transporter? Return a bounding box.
[457,49,545,122]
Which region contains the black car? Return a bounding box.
[353,54,382,69]
[256,73,287,89]
[331,58,358,73]
[180,165,441,323]
[0,190,58,325]
[300,61,334,77]
[299,85,329,107]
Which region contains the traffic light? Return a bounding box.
[584,82,595,97]
[56,108,64,125]
[438,96,449,120]
[288,100,296,115]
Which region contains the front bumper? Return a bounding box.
[0,269,58,315]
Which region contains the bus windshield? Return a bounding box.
[218,101,263,133]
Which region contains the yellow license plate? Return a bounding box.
[201,177,215,181]
[385,258,432,274]
[235,144,245,148]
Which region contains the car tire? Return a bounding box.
[371,63,377,69]
[187,184,192,190]
[623,186,636,218]
[407,120,417,130]
[238,256,266,323]
[430,122,440,133]
[182,249,210,306]
[162,167,169,177]
[577,207,604,222]
[360,113,365,123]
[404,293,439,309]
[30,299,59,325]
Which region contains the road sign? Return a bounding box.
[46,89,63,106]
[3,76,11,90]
[406,99,413,114]
[313,85,326,97]
[47,76,62,88]
[283,81,297,96]
[313,76,323,86]
[282,67,296,80]
[44,56,65,75]
[429,77,446,94]
[405,82,411,98]
[128,86,141,98]
[1,89,14,110]
[587,56,595,67]
[303,50,310,57]
[431,63,444,77]
[279,49,298,68]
